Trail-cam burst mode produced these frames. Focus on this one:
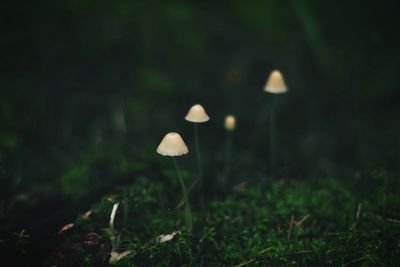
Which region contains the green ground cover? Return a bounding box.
[46,170,400,266]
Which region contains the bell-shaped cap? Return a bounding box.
[264,70,287,94]
[157,132,189,156]
[224,115,236,131]
[185,104,210,123]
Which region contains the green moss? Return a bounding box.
[49,172,400,266]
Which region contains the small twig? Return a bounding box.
[343,256,367,266]
[59,223,74,233]
[175,199,185,210]
[386,217,400,224]
[287,214,295,241]
[295,214,310,226]
[356,203,362,221]
[354,202,362,228]
[286,250,313,255]
[234,259,255,267]
[233,247,272,267]
[258,247,273,255]
[367,212,400,224]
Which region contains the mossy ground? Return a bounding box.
[47,170,400,266]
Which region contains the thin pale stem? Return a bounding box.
[223,131,233,186]
[109,202,120,251]
[194,123,203,188]
[270,102,276,166]
[226,131,233,161]
[172,157,193,232]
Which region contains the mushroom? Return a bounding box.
[157,132,189,156]
[185,104,209,189]
[264,70,288,94]
[263,70,288,165]
[222,115,236,186]
[185,104,210,123]
[157,132,192,232]
[224,115,236,131]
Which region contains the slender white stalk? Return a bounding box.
[109,202,120,255]
[108,202,132,264]
[110,202,120,230]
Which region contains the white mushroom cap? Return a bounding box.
[185,104,210,123]
[224,115,236,131]
[157,132,189,156]
[264,70,288,94]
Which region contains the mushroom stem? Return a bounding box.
[226,130,233,164]
[269,97,276,166]
[194,123,203,189]
[223,131,233,186]
[172,157,193,232]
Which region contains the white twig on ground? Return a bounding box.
[110,202,119,231]
[108,202,132,264]
[156,231,181,243]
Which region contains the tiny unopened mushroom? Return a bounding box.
[264,70,287,94]
[263,70,288,166]
[157,132,192,232]
[185,104,209,190]
[224,115,236,131]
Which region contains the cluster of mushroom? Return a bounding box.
[156,104,210,233]
[155,69,287,233]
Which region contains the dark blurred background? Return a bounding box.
[1,0,400,263]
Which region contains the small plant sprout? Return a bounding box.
[185,104,209,189]
[109,203,120,257]
[157,132,193,232]
[223,115,236,185]
[108,202,132,264]
[263,70,288,166]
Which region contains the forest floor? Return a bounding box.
[41,169,400,266]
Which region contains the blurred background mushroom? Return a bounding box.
[222,114,236,186]
[264,70,288,167]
